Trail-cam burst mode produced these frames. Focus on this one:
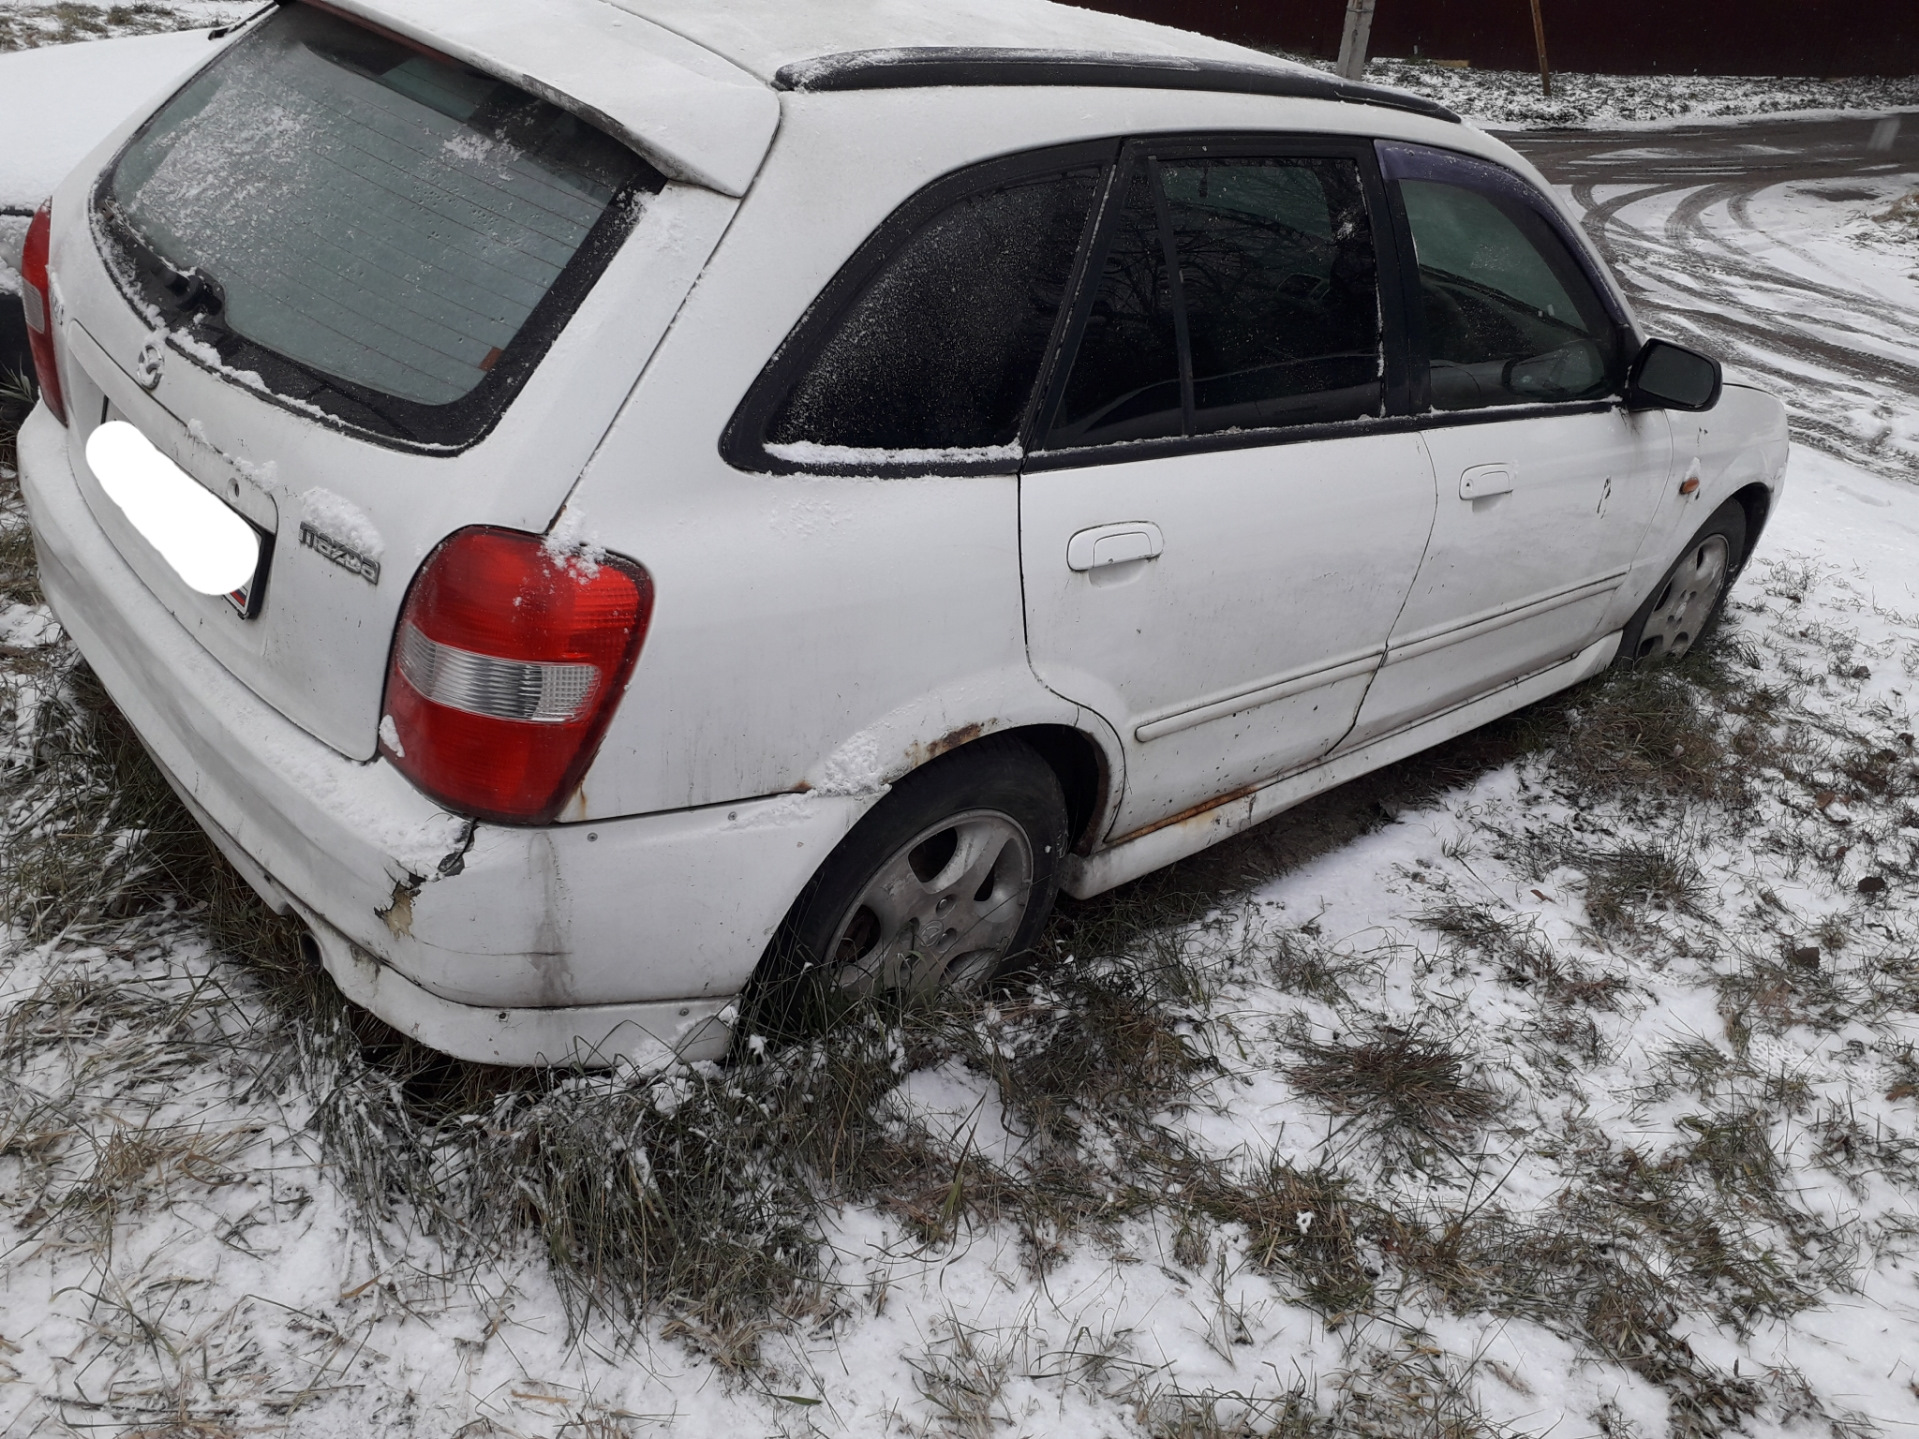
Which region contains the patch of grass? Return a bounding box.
[1182,1156,1374,1315]
[1287,1023,1501,1170]
[1874,189,1919,243]
[1578,839,1710,935]
[0,1,207,51]
[1538,643,1777,808]
[911,1316,1017,1439]
[1420,900,1629,1014]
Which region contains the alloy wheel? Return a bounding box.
[1635,534,1731,661]
[826,809,1036,1001]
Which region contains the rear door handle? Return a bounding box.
[1460,464,1514,499]
[1066,521,1164,572]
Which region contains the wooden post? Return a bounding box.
[1528,0,1552,98]
[1336,0,1379,82]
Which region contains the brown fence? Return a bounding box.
[1077,1,1919,77]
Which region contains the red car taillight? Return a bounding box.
[380,527,653,825]
[20,202,68,426]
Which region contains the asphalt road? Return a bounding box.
[1509,112,1919,477]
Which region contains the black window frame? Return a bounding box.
[88,4,666,456]
[1028,133,1410,467]
[1372,139,1638,425]
[728,131,1419,480]
[721,139,1119,478]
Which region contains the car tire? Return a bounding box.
[745,738,1069,1035]
[1617,499,1747,665]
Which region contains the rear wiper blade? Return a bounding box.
[101,203,227,321]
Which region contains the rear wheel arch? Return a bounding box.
[999,723,1112,856]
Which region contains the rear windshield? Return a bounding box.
[97,2,661,448]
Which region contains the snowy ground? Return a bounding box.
[14,443,1919,1439]
[0,0,241,53]
[1520,118,1919,483]
[2,19,1919,1439]
[1358,61,1919,132]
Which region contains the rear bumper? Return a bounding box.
[18,404,865,1066]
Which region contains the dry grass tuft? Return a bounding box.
[1578,840,1710,934]
[0,1,205,52]
[1288,1024,1501,1153]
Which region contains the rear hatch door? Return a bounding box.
[52,0,757,759]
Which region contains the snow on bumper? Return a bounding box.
[18,406,866,1063]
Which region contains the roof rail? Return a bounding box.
[773,48,1460,125]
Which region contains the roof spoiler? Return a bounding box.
[774,47,1460,125]
[310,0,779,195]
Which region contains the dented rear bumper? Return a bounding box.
[18,405,865,1066]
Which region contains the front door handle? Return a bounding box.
[1066,521,1165,572]
[1460,464,1514,500]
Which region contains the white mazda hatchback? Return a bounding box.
[18,0,1787,1066]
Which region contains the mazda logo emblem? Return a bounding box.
[133,338,165,391]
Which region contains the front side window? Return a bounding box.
[1045,151,1383,450]
[1164,157,1381,434]
[100,2,660,447]
[761,166,1101,464]
[1378,142,1623,412]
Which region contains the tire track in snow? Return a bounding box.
[1512,114,1919,479]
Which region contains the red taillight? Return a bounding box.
[380,527,653,825]
[20,202,68,426]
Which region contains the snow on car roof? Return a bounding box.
[318,0,1452,198]
[609,0,1292,83]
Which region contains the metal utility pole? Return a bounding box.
[1336,0,1378,81]
[1528,0,1552,97]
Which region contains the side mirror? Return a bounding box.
[1625,338,1722,412]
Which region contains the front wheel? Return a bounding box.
[747,739,1069,1035]
[1618,500,1747,664]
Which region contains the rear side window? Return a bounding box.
[1378,141,1623,412]
[759,166,1101,466]
[98,2,661,448]
[1044,152,1383,450]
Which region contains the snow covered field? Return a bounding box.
[0,0,241,53]
[1363,62,1919,132]
[1529,121,1919,484]
[1,15,1919,1439]
[14,439,1919,1439]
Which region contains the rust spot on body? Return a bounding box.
[1106,782,1260,848]
[909,721,989,769]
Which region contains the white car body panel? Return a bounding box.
[1062,631,1624,898]
[16,0,1791,1065]
[47,139,738,759]
[22,403,862,1062]
[615,0,1297,80]
[1345,405,1672,744]
[1021,430,1438,839]
[564,85,1472,819]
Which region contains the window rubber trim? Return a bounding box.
[719,138,1120,478]
[1023,131,1415,463]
